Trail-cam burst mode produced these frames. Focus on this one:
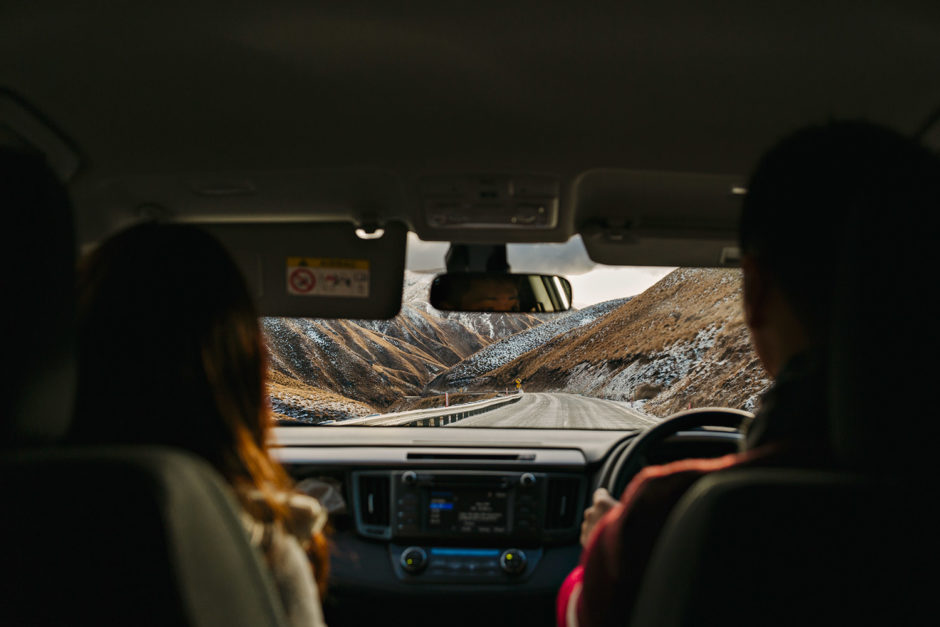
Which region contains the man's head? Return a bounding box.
[739,121,940,376]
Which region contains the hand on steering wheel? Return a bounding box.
[580,488,621,547]
[597,408,753,499]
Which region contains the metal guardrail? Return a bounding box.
[338,393,523,427]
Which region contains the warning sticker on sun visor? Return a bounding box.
[286,257,370,298]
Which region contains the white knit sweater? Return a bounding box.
[241,491,328,627]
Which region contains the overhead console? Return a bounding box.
[418,174,560,234]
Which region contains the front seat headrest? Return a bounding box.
[0,146,76,445]
[827,136,940,473]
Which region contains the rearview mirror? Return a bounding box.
[430,272,573,313]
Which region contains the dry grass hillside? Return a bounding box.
[268,370,378,423]
[469,268,771,415]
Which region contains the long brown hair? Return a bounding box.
[73,222,328,594]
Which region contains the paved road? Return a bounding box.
[447,392,659,429]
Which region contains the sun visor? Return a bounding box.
[200,221,407,319]
[575,170,744,267]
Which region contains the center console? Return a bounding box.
[352,470,584,582]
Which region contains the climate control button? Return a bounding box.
[400,546,428,574]
[499,548,527,575]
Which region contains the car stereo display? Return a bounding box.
[427,489,508,534]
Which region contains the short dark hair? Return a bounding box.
[739,120,940,341]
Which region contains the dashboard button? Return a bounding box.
[400,546,427,574]
[499,548,527,575]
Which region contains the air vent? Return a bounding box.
[406,452,535,461]
[358,475,390,527]
[545,477,581,530]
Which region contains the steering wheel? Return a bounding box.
[599,408,754,498]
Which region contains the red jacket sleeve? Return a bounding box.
[556,565,584,627]
[558,452,751,627]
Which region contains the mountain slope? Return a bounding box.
[268,370,378,423]
[428,297,632,389]
[440,269,771,416]
[264,272,543,418]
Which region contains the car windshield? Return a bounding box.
[264,235,770,428]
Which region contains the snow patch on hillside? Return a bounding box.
[434,297,631,388]
[271,393,374,424]
[565,325,721,401]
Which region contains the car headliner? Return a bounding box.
[2,1,939,250]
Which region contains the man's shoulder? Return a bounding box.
[624,446,778,506]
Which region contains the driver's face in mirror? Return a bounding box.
[460,279,520,312]
[430,272,572,313]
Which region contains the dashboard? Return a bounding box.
[272,426,741,627]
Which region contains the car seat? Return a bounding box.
[629,137,940,626]
[1,146,76,445]
[0,146,289,627]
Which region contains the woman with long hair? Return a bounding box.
[72,222,328,627]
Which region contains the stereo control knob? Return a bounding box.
[400,546,427,574]
[402,471,418,485]
[519,473,536,487]
[499,548,527,575]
